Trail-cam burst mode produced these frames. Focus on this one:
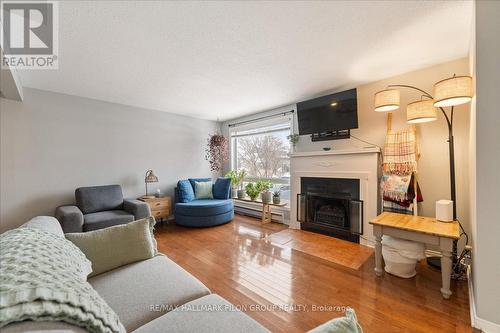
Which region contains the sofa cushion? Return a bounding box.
[194,180,214,199]
[188,178,212,191]
[66,217,157,277]
[175,199,233,217]
[76,185,124,214]
[131,294,270,333]
[213,177,232,199]
[83,210,134,231]
[21,216,64,236]
[175,210,234,227]
[89,255,210,332]
[177,180,195,203]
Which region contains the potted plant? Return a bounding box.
[226,170,247,199]
[225,170,247,198]
[273,190,281,204]
[256,180,273,203]
[245,182,260,201]
[287,133,300,152]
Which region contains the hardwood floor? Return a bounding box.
[266,228,374,270]
[155,214,474,333]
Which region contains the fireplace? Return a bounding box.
[297,177,363,243]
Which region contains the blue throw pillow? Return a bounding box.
[213,177,232,199]
[177,180,195,203]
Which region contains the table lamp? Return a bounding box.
[144,170,159,198]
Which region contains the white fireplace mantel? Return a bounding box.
[289,147,381,246]
[291,147,380,158]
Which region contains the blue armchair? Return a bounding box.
[174,178,234,227]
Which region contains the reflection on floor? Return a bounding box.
[155,214,474,333]
[266,229,373,270]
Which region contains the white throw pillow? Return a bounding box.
[194,181,213,199]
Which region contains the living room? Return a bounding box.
[0,1,498,333]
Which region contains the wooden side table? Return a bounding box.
[369,212,460,299]
[139,196,172,223]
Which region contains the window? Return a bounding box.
[229,114,293,199]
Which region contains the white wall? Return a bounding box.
[470,0,500,329]
[0,88,219,233]
[222,58,471,241]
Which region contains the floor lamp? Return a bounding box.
[374,75,473,271]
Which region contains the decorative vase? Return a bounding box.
[237,189,245,199]
[261,191,272,204]
[273,196,281,204]
[231,187,237,198]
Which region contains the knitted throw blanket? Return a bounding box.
[0,227,125,333]
[383,129,418,174]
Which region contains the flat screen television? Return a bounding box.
[297,88,358,135]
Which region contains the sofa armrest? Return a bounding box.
[124,199,151,220]
[54,205,84,233]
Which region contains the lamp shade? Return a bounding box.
[374,89,400,112]
[433,76,473,107]
[407,100,437,123]
[145,170,159,183]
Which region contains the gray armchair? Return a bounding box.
[55,185,150,233]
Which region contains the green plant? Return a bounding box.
[225,170,247,189]
[273,190,281,197]
[255,180,273,193]
[245,182,260,201]
[287,134,300,147]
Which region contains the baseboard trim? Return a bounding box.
[467,265,500,333]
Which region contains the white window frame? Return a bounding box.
[229,114,294,183]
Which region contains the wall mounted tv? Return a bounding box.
[297,88,358,141]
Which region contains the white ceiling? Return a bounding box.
[18,1,473,121]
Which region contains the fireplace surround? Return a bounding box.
[289,147,381,246]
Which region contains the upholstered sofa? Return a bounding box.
[55,185,150,232]
[1,216,269,333]
[1,217,362,333]
[174,178,234,227]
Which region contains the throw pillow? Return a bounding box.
[194,181,213,199]
[213,177,232,199]
[307,308,363,333]
[188,178,212,190]
[177,179,195,203]
[65,217,157,277]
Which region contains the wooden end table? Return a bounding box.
[138,196,172,223]
[233,197,288,224]
[369,212,460,299]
